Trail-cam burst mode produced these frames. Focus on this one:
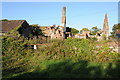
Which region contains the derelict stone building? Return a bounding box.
[0,20,32,37]
[74,14,109,41]
[39,6,71,39]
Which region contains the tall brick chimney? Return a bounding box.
[103,13,109,40]
[61,6,66,32]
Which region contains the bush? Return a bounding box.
[2,36,120,78]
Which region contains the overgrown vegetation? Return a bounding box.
[81,28,90,31]
[110,23,120,38]
[90,26,101,35]
[29,24,43,37]
[2,27,120,79]
[71,28,79,36]
[0,19,8,21]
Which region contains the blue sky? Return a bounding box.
[2,2,118,32]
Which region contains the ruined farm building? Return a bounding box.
[0,20,32,37]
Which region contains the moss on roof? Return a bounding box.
[0,20,26,32]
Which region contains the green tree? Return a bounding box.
[91,26,101,35]
[81,28,90,31]
[30,24,43,37]
[71,28,79,36]
[0,19,8,21]
[110,23,120,38]
[80,28,90,34]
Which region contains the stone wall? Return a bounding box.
[40,25,71,39]
[40,25,64,39]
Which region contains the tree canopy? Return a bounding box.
[71,28,79,36]
[110,23,120,38]
[30,24,43,37]
[91,26,101,35]
[81,28,90,31]
[0,19,8,21]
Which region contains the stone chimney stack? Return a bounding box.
[61,6,66,32]
[103,13,109,40]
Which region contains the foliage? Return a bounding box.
[102,34,107,40]
[3,59,120,78]
[30,24,43,37]
[0,19,8,21]
[2,36,27,56]
[90,26,101,35]
[88,37,97,42]
[71,28,79,36]
[81,28,90,31]
[110,23,120,38]
[2,34,120,79]
[7,24,21,37]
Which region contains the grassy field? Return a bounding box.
[2,36,120,79]
[2,59,120,78]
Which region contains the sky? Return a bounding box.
[1,2,119,33]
